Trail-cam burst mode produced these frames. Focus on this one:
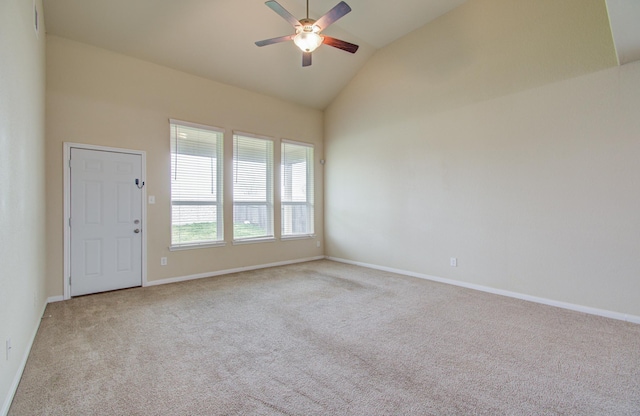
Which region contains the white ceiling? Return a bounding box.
[43,0,468,109]
[606,0,640,65]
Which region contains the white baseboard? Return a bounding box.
[1,301,48,416]
[46,296,64,303]
[327,257,640,325]
[145,256,326,287]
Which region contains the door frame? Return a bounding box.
[63,142,148,300]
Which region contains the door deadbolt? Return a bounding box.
[134,229,140,233]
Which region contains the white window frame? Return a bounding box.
[232,132,275,244]
[169,119,225,250]
[281,139,315,239]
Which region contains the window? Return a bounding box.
[281,140,314,237]
[170,120,224,248]
[233,133,274,241]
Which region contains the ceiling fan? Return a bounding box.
[255,0,359,67]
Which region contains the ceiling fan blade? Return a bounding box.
[322,36,359,54]
[302,52,312,67]
[255,35,294,47]
[314,1,351,31]
[265,1,301,28]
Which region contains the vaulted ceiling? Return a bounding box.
[43,0,468,109]
[43,0,639,110]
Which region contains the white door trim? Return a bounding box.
[63,142,147,300]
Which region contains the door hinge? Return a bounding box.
[69,159,72,168]
[69,218,71,227]
[69,275,72,285]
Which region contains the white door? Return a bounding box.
[70,148,143,296]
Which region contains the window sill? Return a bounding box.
[281,234,316,241]
[170,241,227,251]
[232,237,276,245]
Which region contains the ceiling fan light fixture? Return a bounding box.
[255,1,358,66]
[293,29,323,53]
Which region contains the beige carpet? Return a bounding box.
[9,260,640,415]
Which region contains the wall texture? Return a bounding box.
[46,36,324,298]
[0,0,47,413]
[325,0,640,317]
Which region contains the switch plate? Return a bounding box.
[160,257,167,266]
[316,241,321,248]
[450,257,457,267]
[148,195,156,204]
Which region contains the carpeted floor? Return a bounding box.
[9,260,640,415]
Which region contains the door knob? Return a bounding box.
[134,229,140,233]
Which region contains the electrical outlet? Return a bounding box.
[160,257,167,266]
[450,257,457,267]
[6,338,11,361]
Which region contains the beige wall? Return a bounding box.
[46,36,324,298]
[0,0,47,412]
[325,0,640,317]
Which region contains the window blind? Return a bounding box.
[281,140,314,236]
[170,120,224,247]
[233,133,274,240]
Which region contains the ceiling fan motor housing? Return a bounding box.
[298,18,318,32]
